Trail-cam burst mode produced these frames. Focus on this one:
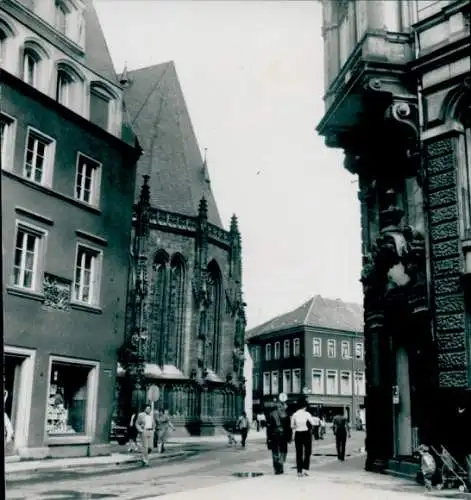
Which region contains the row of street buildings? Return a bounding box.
[317,0,471,476]
[2,0,245,459]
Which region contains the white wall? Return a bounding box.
[244,344,253,422]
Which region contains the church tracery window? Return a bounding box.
[206,260,222,372]
[167,254,186,370]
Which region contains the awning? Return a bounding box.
[116,363,186,380]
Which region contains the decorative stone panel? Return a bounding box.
[42,274,71,311]
[429,205,458,226]
[435,313,465,332]
[439,371,468,388]
[425,135,467,387]
[438,352,468,370]
[436,333,466,352]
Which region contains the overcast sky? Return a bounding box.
[95,0,363,329]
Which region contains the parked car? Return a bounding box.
[110,419,128,445]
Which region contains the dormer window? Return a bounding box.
[23,49,38,86]
[89,82,118,133]
[55,1,69,35]
[55,63,84,114]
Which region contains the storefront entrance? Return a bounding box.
[4,346,36,455]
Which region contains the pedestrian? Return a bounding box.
[319,416,326,440]
[266,394,292,475]
[157,408,175,453]
[237,412,249,448]
[417,444,437,490]
[127,410,139,453]
[312,412,321,440]
[332,412,351,461]
[256,413,262,432]
[135,404,155,466]
[291,397,315,477]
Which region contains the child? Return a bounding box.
[418,444,436,490]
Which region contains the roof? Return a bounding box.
[83,1,119,84]
[246,295,364,341]
[122,61,222,227]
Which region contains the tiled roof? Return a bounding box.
[83,1,119,84]
[122,61,222,227]
[246,295,364,340]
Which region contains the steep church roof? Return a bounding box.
[122,61,222,227]
[246,295,364,340]
[83,0,119,84]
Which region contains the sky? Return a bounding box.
[95,0,363,329]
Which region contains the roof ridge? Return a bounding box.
[303,295,317,325]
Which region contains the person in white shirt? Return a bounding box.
[291,398,315,477]
[312,413,321,440]
[135,405,155,466]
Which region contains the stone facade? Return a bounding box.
[317,0,471,472]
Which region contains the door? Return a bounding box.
[393,346,413,456]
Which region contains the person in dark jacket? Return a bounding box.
[266,394,292,475]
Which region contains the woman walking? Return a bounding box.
[291,397,315,477]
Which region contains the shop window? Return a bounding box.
[283,369,291,393]
[47,360,97,435]
[312,369,324,394]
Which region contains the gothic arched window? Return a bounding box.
[168,254,186,369]
[150,250,169,364]
[207,260,222,372]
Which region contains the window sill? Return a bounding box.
[70,302,103,314]
[45,435,92,446]
[7,286,45,302]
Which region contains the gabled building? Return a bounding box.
[316,0,471,475]
[1,0,140,458]
[247,295,364,423]
[116,62,246,435]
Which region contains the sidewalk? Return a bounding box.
[5,432,266,475]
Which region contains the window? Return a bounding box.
[0,29,6,62]
[0,113,16,170]
[265,344,271,361]
[282,370,291,394]
[23,128,55,185]
[340,370,352,395]
[73,245,102,306]
[354,371,366,396]
[293,338,300,357]
[56,69,73,106]
[313,338,321,357]
[75,154,101,205]
[271,371,279,395]
[292,369,301,394]
[46,358,98,436]
[283,339,290,358]
[355,342,364,360]
[263,372,270,395]
[327,339,337,358]
[252,346,259,363]
[326,369,338,395]
[55,1,69,35]
[312,369,324,394]
[22,49,38,87]
[274,341,281,360]
[89,86,112,130]
[341,340,351,359]
[253,373,259,391]
[13,224,45,290]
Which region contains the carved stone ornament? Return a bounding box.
[43,274,71,311]
[361,189,427,333]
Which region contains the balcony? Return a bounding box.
[317,31,415,153]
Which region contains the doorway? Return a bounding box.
[393,346,413,456]
[4,346,36,455]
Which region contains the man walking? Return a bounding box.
[266,394,291,475]
[291,398,315,477]
[135,404,155,466]
[237,412,249,448]
[332,412,351,461]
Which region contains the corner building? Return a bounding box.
[116,62,246,435]
[1,0,140,458]
[317,0,471,474]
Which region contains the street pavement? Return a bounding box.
[4,431,430,500]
